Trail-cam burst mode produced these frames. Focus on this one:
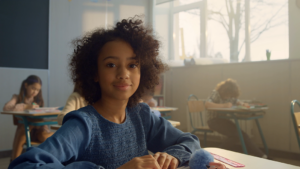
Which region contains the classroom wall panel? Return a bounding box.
[249,62,291,152]
[165,59,300,153]
[0,68,48,151]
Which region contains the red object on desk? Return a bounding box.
[210,152,245,167]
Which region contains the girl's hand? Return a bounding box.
[117,155,161,169]
[208,162,227,169]
[223,102,232,108]
[32,103,39,109]
[153,152,179,169]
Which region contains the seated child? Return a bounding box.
[3,75,53,160]
[205,78,268,158]
[140,94,157,107]
[139,88,161,117]
[57,83,87,125]
[9,17,201,169]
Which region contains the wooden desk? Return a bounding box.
[168,120,180,127]
[1,111,60,148]
[207,107,268,155]
[51,119,181,130]
[203,147,300,169]
[152,107,178,120]
[207,107,267,113]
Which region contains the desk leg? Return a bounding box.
[255,119,268,155]
[234,118,248,154]
[21,117,31,148]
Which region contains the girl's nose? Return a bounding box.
[117,67,129,79]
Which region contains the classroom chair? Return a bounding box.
[291,100,300,150]
[187,94,213,147]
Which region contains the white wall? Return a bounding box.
[0,68,48,150]
[0,0,151,152]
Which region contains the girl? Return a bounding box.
[57,83,87,125]
[3,75,54,160]
[205,78,267,158]
[9,17,201,169]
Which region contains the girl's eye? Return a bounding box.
[129,64,138,68]
[107,63,115,67]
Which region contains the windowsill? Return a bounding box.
[165,58,296,68]
[166,57,229,67]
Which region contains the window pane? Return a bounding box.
[154,2,170,62]
[207,0,245,63]
[173,9,200,60]
[250,0,289,61]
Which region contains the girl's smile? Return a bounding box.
[113,83,132,91]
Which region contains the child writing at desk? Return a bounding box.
[3,75,54,161]
[205,78,267,159]
[9,17,201,169]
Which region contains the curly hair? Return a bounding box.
[69,16,168,107]
[215,78,240,99]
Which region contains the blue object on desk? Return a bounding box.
[189,149,214,169]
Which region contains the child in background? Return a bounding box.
[140,93,157,107]
[140,88,161,117]
[205,78,267,158]
[3,75,54,160]
[57,83,87,125]
[9,17,201,169]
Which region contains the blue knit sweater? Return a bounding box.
[9,103,200,169]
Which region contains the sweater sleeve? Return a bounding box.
[3,95,27,111]
[140,103,201,167]
[8,111,104,169]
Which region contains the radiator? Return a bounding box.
[186,106,255,139]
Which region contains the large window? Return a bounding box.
[153,0,289,65]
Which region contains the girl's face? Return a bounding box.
[25,83,41,98]
[95,40,140,101]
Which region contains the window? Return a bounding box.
[250,0,289,61]
[153,0,289,65]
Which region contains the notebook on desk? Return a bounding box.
[233,105,268,110]
[26,107,60,114]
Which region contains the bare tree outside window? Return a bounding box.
[208,0,288,62]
